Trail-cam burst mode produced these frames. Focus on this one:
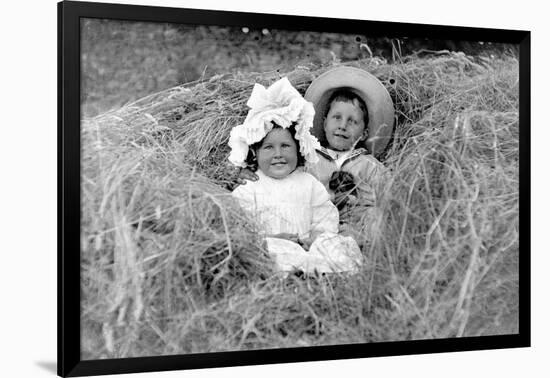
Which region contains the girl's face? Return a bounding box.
[323,100,366,151]
[256,128,298,179]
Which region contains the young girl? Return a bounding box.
[229,77,362,274]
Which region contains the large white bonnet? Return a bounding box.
[228,77,321,168]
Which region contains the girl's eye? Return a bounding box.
[263,145,272,150]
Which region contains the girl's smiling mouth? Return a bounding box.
[333,133,349,139]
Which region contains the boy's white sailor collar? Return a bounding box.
[317,146,368,162]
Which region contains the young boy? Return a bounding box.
[304,66,394,234]
[306,89,381,209]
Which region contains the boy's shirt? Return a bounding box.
[306,146,387,204]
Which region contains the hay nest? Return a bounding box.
[81,51,519,358]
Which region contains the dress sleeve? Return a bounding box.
[309,176,339,235]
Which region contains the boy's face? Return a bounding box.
[323,100,366,151]
[256,128,298,179]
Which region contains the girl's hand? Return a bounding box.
[298,231,321,251]
[268,233,299,243]
[298,236,314,251]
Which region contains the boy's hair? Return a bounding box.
[325,89,369,128]
[245,123,306,172]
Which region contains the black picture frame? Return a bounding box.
[58,1,531,376]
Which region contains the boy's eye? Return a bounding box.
[348,118,360,126]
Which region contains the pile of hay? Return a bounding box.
[81,51,519,358]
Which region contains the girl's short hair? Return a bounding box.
[245,123,306,171]
[325,89,369,127]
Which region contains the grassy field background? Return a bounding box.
[80,20,519,359]
[81,19,513,118]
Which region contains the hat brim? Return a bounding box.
[304,66,395,157]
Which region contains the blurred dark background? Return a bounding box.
[81,19,516,118]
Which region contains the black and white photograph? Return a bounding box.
[59,1,530,375]
[6,0,547,377]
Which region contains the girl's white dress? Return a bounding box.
[232,170,362,274]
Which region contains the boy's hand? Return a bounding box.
[347,194,359,206]
[235,167,259,186]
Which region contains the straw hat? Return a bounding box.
[304,66,395,157]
